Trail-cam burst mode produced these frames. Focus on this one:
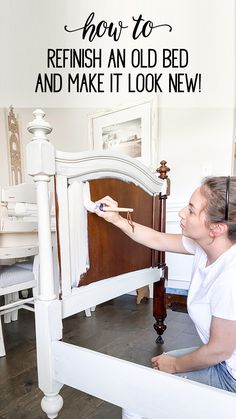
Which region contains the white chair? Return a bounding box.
[0,183,39,357]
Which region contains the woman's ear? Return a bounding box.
[209,223,228,238]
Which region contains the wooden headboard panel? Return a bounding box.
[54,152,169,294]
[80,178,161,286]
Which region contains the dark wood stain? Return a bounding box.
[80,179,157,286]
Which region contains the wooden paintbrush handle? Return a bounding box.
[100,205,133,213]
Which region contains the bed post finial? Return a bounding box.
[157,160,170,195]
[27,109,55,177]
[28,109,52,138]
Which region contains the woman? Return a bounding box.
[95,176,236,393]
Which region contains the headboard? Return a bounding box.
[55,165,168,286]
[55,152,168,279]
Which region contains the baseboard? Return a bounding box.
[165,287,188,296]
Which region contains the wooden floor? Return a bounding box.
[0,295,201,419]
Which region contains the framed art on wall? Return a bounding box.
[88,97,158,168]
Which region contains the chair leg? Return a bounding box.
[4,291,19,323]
[85,308,91,317]
[3,292,19,322]
[11,292,19,321]
[85,306,96,317]
[4,294,12,324]
[0,317,6,357]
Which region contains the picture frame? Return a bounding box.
[88,97,158,169]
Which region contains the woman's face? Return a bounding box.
[179,187,210,242]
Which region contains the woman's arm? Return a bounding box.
[152,316,236,373]
[95,195,189,254]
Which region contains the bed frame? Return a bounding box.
[26,109,236,418]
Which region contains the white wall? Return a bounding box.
[0,109,10,186]
[0,107,96,183]
[161,108,235,289]
[160,107,235,200]
[3,105,232,199]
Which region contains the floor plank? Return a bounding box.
[0,295,201,418]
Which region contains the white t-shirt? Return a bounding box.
[182,236,236,379]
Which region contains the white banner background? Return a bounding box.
[0,0,234,108]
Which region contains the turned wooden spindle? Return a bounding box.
[157,160,170,195]
[152,160,171,344]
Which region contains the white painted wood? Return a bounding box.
[0,244,38,259]
[51,235,60,298]
[62,268,160,319]
[41,394,63,419]
[83,181,98,212]
[34,300,63,395]
[53,341,236,419]
[84,308,91,317]
[3,294,11,323]
[10,291,19,321]
[26,110,64,416]
[9,203,37,218]
[0,319,5,357]
[0,279,36,294]
[26,109,56,302]
[35,180,55,301]
[56,175,71,298]
[68,182,89,286]
[0,221,38,233]
[55,150,165,196]
[0,297,35,313]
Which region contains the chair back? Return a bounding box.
[1,183,37,221]
[0,183,39,357]
[0,183,38,262]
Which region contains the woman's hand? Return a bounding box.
[95,196,122,225]
[151,353,177,374]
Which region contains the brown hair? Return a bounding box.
[200,176,236,241]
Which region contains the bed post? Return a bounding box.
[153,160,170,344]
[27,110,63,418]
